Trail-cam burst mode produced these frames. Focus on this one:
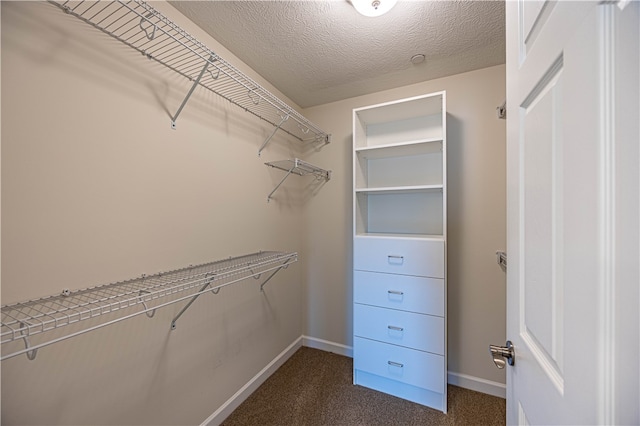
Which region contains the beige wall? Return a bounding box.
[302,64,507,386]
[1,2,306,424]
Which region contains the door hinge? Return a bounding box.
[497,101,507,119]
[496,251,507,271]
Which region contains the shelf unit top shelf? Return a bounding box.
[1,251,297,361]
[354,92,445,125]
[48,0,329,145]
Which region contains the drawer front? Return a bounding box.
[354,304,444,354]
[354,271,444,316]
[354,236,444,278]
[354,337,444,393]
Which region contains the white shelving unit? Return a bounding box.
[47,0,330,154]
[0,251,297,361]
[352,92,447,412]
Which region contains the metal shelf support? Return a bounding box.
[259,252,296,291]
[170,273,216,330]
[265,158,331,202]
[258,114,289,156]
[267,162,297,202]
[171,55,215,129]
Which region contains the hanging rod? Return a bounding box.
[0,251,297,361]
[47,0,330,148]
[265,158,331,202]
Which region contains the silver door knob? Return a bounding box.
[489,340,515,369]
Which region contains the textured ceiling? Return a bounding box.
[169,1,505,108]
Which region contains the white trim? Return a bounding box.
[201,336,303,426]
[302,335,353,358]
[597,5,616,425]
[447,371,506,399]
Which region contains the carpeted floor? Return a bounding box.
[221,347,506,426]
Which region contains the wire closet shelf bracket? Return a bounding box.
[1,251,297,361]
[48,0,330,155]
[265,158,331,202]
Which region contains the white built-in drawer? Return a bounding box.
[354,304,444,354]
[354,236,444,278]
[354,271,444,316]
[354,337,444,393]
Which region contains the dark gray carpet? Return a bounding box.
[222,346,506,425]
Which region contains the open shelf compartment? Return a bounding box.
[355,191,444,236]
[354,93,445,149]
[355,141,444,190]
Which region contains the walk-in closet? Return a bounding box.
[2,1,509,424]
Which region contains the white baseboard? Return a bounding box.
[447,371,506,399]
[302,335,353,358]
[201,336,303,426]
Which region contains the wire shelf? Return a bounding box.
[265,158,331,201]
[47,0,330,149]
[266,159,331,180]
[1,251,297,361]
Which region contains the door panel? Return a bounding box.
[521,61,564,386]
[521,1,556,59]
[506,1,639,424]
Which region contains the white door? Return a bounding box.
[504,1,639,424]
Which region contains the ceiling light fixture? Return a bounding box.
[350,0,398,17]
[410,54,426,65]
